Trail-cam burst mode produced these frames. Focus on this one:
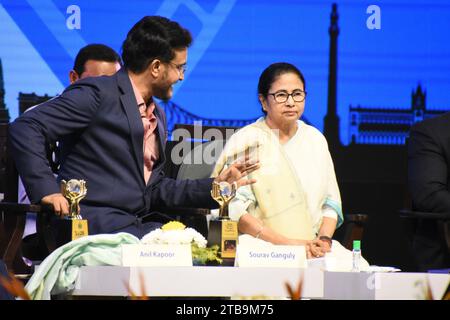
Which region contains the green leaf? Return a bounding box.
[191,244,223,265]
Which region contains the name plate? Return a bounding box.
[236,244,307,268]
[122,244,193,267]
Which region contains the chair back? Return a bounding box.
[0,123,57,274]
[177,140,225,180]
[0,123,18,202]
[169,123,240,180]
[161,124,240,238]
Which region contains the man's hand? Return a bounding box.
[41,193,69,217]
[214,157,260,188]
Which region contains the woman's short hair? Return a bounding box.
[257,62,306,115]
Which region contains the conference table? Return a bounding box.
[71,266,449,300]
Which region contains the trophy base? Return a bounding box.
[207,219,238,259]
[53,218,89,247]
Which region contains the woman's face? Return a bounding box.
[259,72,305,128]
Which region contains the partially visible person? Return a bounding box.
[19,44,122,239]
[69,43,122,83]
[212,62,344,259]
[408,112,450,271]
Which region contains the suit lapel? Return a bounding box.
[154,104,167,164]
[117,69,145,182]
[145,105,166,186]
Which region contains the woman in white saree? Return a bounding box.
[212,63,345,260]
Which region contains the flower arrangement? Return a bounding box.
[141,221,207,247]
[141,221,222,265]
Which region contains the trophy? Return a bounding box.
[55,179,89,246]
[208,181,239,259]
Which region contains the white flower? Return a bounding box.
[141,227,207,248]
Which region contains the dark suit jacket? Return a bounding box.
[9,69,217,236]
[408,112,450,270]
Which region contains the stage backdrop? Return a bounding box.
[0,0,449,144]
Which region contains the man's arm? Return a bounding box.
[9,80,101,205]
[151,176,218,209]
[151,160,259,209]
[408,123,450,213]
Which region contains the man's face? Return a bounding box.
[152,48,187,100]
[69,59,121,84]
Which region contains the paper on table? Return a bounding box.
[366,266,401,272]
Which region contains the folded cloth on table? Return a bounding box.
[25,232,140,300]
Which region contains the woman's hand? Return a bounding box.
[297,239,329,259]
[285,238,325,258]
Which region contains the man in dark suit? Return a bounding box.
[9,16,257,238]
[408,112,450,271]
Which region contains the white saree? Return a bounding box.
[211,118,343,239]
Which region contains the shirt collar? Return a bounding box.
[129,74,152,108]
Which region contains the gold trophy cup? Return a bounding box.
[56,179,89,245]
[208,181,239,259]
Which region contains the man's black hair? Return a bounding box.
[73,44,122,75]
[122,16,192,73]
